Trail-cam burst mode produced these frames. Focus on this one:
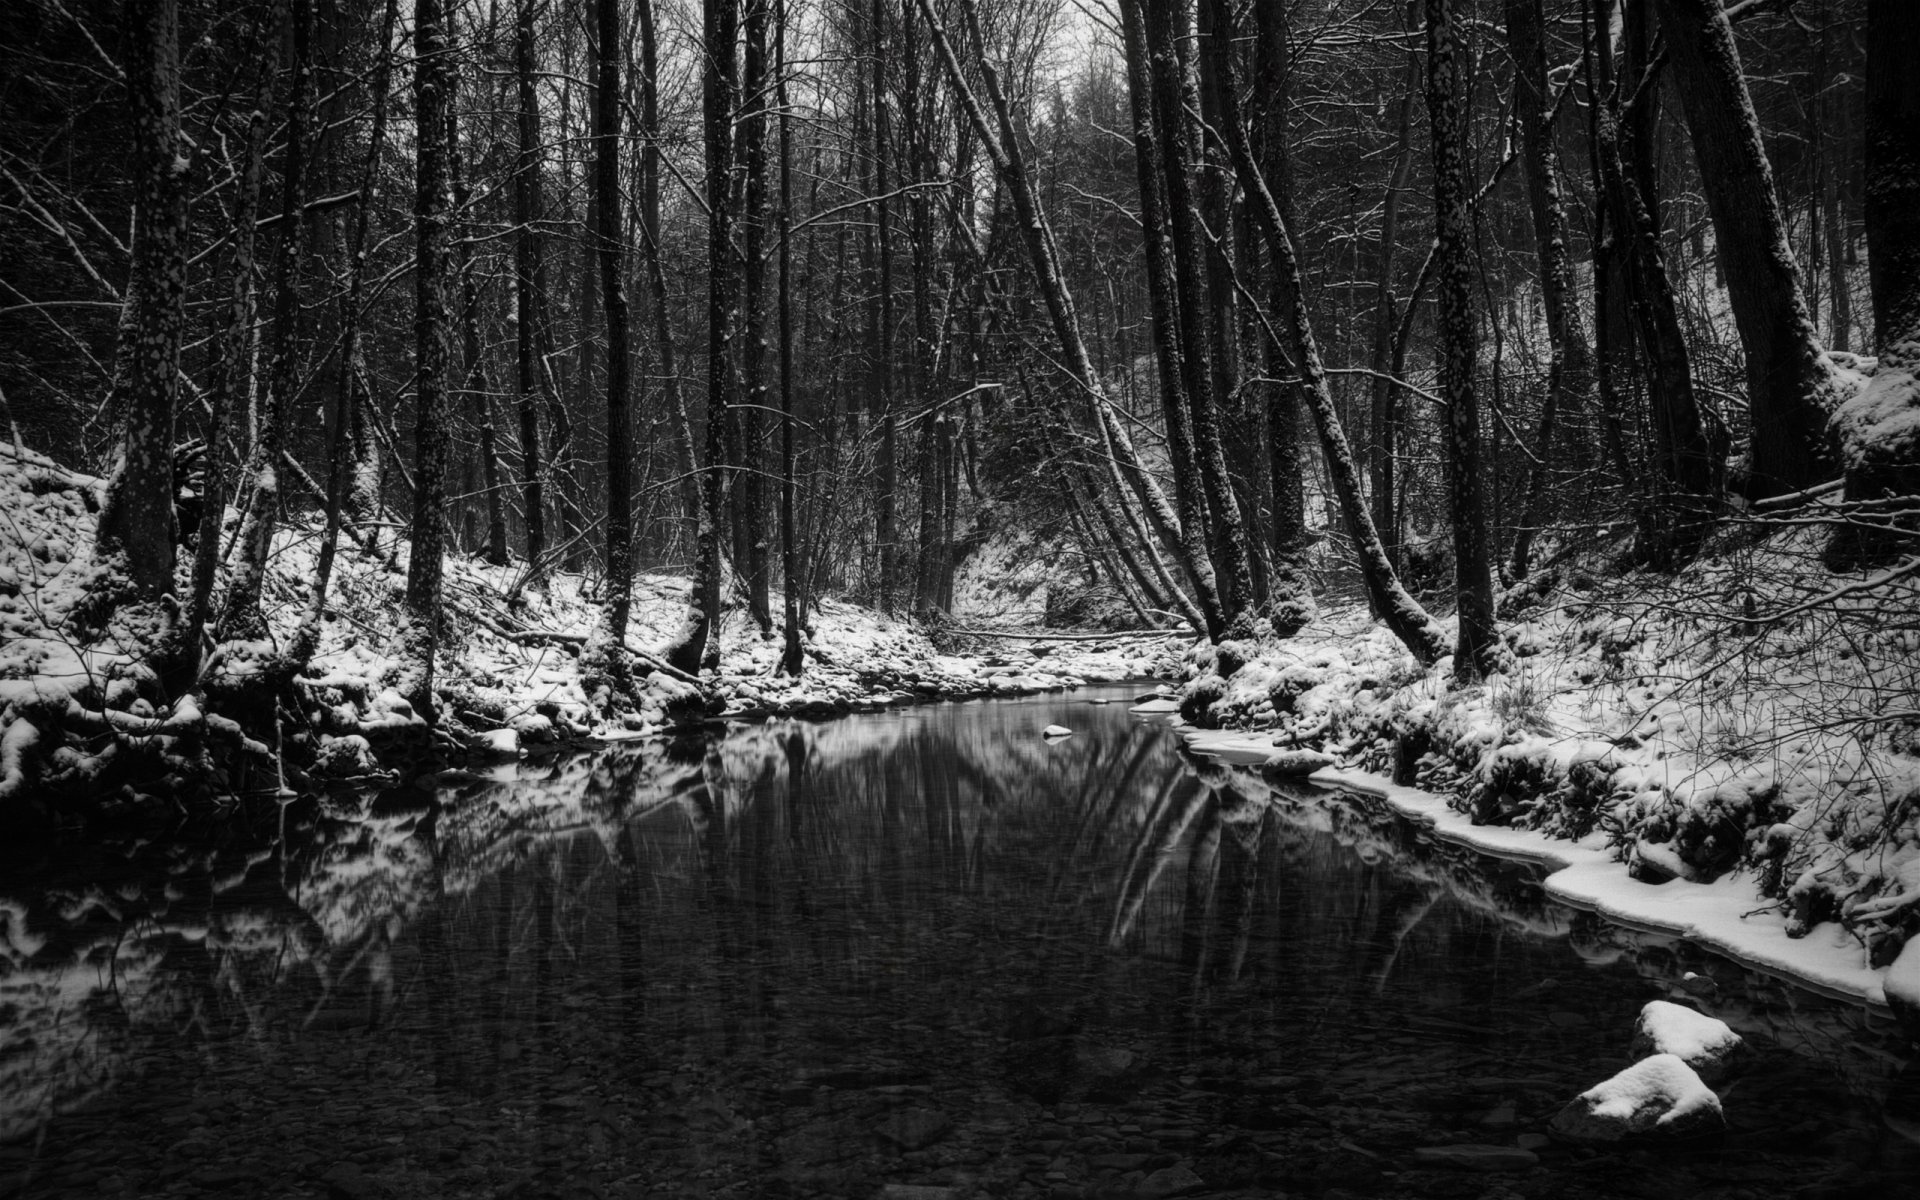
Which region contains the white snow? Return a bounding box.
[1632,1000,1741,1067]
[1575,1053,1721,1129]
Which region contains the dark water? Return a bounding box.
[2,686,1916,1200]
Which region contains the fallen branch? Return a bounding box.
[944,627,1179,642]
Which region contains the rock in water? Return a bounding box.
[1412,1144,1540,1171]
[1042,724,1073,738]
[1630,1000,1742,1082]
[1549,1053,1725,1143]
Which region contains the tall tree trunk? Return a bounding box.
[1250,0,1314,634]
[96,0,188,623]
[666,0,739,674]
[1204,0,1448,665]
[592,0,633,692]
[1142,0,1254,631]
[220,0,311,642]
[400,0,456,718]
[870,0,899,613]
[1653,0,1835,497]
[777,0,803,675]
[739,0,774,635]
[1503,0,1591,580]
[1590,0,1720,546]
[1117,0,1219,631]
[1830,0,1920,566]
[514,0,549,575]
[188,16,279,661]
[1425,0,1499,680]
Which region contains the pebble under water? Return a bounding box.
[2,686,1917,1200]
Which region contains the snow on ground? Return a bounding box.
[1158,517,1920,1013]
[0,443,1180,804]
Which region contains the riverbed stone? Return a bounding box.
[1549,1054,1725,1143]
[1630,1000,1743,1082]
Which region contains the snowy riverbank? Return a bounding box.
[0,443,1178,815]
[1150,519,1920,1027]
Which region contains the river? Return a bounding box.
[1,685,1915,1199]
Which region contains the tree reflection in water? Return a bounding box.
[1,689,1913,1198]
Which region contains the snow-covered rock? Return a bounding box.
[1549,1053,1725,1143]
[1261,749,1335,777]
[1630,1000,1742,1082]
[1042,724,1073,739]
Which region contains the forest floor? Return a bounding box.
[1162,511,1920,1019]
[0,442,1176,812]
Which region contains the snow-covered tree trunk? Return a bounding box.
[1654,0,1836,498]
[1831,0,1920,567]
[95,0,187,611]
[399,0,456,717]
[1425,0,1500,680]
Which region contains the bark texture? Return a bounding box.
[1655,0,1835,497]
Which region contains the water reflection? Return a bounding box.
[2,689,1915,1199]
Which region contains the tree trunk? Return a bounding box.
[514,0,549,575]
[777,0,803,676]
[400,0,456,718]
[1205,0,1448,665]
[1654,0,1836,498]
[220,0,312,643]
[188,15,280,660]
[96,0,188,620]
[1142,0,1254,632]
[917,0,1219,638]
[636,0,697,553]
[1426,0,1499,680]
[666,0,739,675]
[1246,0,1314,634]
[739,0,774,635]
[592,0,633,692]
[1590,0,1720,547]
[1503,0,1590,581]
[1830,0,1920,566]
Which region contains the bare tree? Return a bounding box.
[1654,0,1836,498]
[398,0,456,716]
